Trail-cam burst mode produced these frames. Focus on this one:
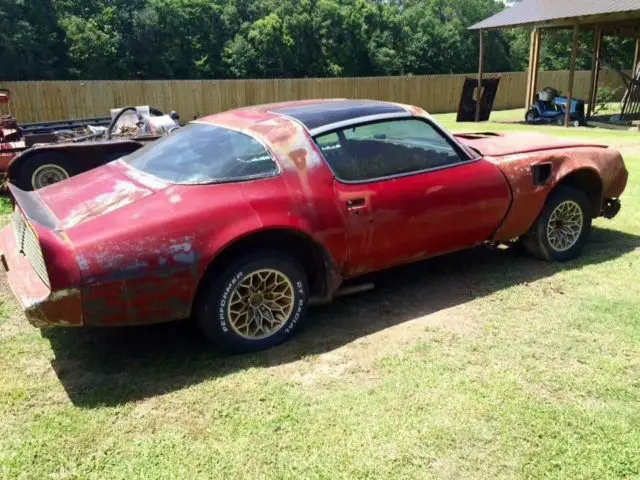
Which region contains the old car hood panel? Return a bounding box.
[34,161,168,230]
[455,132,607,157]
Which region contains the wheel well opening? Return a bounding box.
[195,229,328,306]
[557,169,603,217]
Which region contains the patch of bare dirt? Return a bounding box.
[268,301,485,388]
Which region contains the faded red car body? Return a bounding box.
[0,100,628,329]
[455,132,628,241]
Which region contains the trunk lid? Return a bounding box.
[455,132,607,157]
[16,160,168,231]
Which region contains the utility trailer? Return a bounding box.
[1,90,179,190]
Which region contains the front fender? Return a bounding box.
[492,147,621,241]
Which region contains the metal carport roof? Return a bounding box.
[470,0,640,30]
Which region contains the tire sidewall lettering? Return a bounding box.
[218,271,243,333]
[285,282,305,335]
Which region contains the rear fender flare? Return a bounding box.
[197,217,342,302]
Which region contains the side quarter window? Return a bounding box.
[314,119,468,182]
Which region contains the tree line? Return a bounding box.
[0,0,635,81]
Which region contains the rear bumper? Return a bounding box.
[0,224,83,327]
[601,161,628,219]
[602,198,622,219]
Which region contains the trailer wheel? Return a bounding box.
[16,151,75,191]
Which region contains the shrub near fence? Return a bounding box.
[1,70,625,124]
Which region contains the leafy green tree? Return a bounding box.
[0,0,636,82]
[59,9,122,79]
[0,0,68,80]
[127,0,225,79]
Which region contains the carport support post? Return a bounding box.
[587,25,603,118]
[525,28,536,110]
[530,28,541,107]
[565,23,580,128]
[475,29,484,122]
[525,27,541,110]
[621,37,640,118]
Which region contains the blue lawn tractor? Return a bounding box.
[525,87,586,127]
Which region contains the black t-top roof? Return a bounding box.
[270,99,406,131]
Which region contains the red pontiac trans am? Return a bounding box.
[0,99,628,353]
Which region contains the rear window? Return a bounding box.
[123,123,278,184]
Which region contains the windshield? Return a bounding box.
[123,123,278,184]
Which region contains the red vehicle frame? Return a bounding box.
[0,89,24,174]
[0,99,628,353]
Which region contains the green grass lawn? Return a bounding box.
[0,196,11,216]
[1,110,639,479]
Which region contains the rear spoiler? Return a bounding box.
[8,184,61,231]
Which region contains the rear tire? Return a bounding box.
[195,252,309,353]
[525,108,538,123]
[522,186,592,261]
[16,151,76,191]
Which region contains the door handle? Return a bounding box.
[346,197,367,215]
[346,198,366,208]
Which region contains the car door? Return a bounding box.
[314,117,511,276]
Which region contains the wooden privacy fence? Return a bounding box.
[1,70,625,124]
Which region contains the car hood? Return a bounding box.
[454,132,608,157]
[33,160,169,230]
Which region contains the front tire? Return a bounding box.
[196,253,309,353]
[522,186,592,261]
